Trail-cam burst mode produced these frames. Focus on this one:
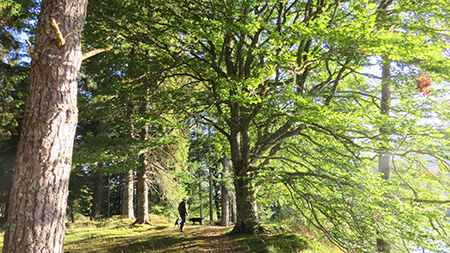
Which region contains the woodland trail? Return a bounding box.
[162,225,246,252]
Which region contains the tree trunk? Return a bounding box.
[122,103,136,219]
[122,169,135,219]
[379,60,392,180]
[90,168,103,221]
[230,191,236,224]
[228,127,259,234]
[221,185,229,227]
[231,177,259,234]
[221,157,231,227]
[214,189,221,220]
[2,0,87,251]
[209,165,214,225]
[135,99,149,224]
[377,58,392,253]
[135,152,149,224]
[198,169,204,219]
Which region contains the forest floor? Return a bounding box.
[0,218,341,252]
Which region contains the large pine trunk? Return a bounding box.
[2,0,87,251]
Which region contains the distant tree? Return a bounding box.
[2,0,88,251]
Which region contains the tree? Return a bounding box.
[78,0,450,237]
[0,0,35,218]
[2,0,88,251]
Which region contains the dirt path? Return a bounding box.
[159,226,246,252]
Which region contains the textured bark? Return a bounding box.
[221,184,230,227]
[221,157,231,227]
[230,191,236,224]
[232,177,259,234]
[135,100,149,224]
[136,153,149,224]
[121,170,135,219]
[2,0,87,251]
[90,169,103,221]
[228,125,260,234]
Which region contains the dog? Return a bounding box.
[174,218,181,228]
[189,217,204,225]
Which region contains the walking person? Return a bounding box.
[178,197,189,232]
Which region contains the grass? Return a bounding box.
[0,218,341,252]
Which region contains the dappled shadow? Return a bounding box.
[230,233,309,252]
[64,225,310,253]
[109,226,243,253]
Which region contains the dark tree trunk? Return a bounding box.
[122,170,135,219]
[90,168,104,221]
[228,125,260,234]
[2,0,87,251]
[231,177,259,234]
[214,190,221,220]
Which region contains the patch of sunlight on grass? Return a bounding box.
[0,230,3,253]
[64,220,191,252]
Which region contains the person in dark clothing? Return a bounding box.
[178,197,189,232]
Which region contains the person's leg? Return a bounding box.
[180,213,186,232]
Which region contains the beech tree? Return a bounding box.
[79,0,450,240]
[2,0,87,251]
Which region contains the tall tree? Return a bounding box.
[121,169,135,219]
[81,0,450,236]
[90,166,104,221]
[2,0,87,251]
[136,102,150,224]
[376,1,393,251]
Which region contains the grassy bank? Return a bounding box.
[0,218,340,252]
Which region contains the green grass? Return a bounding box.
[0,219,341,252]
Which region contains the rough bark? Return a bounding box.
[121,170,135,219]
[90,168,103,221]
[135,99,149,224]
[135,152,149,224]
[231,177,259,234]
[230,191,236,224]
[228,125,260,234]
[221,157,231,227]
[2,0,87,251]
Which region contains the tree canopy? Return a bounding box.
[2,0,450,252]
